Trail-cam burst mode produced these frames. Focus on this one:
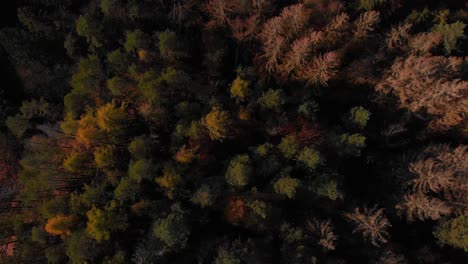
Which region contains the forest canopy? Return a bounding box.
[0,0,467,263]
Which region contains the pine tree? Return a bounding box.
[433,21,466,54]
[86,202,128,241]
[75,15,104,48]
[96,101,128,133]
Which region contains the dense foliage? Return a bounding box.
[0,0,467,263]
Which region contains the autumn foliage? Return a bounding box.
[45,215,76,237]
[1,0,467,263]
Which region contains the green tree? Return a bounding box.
[128,136,152,159]
[225,154,252,187]
[114,177,139,202]
[406,8,431,25]
[19,97,55,119]
[18,136,63,204]
[278,134,299,159]
[65,231,99,264]
[66,55,103,117]
[31,226,47,244]
[6,98,56,138]
[254,142,275,157]
[138,69,161,105]
[434,216,468,251]
[433,21,466,54]
[339,133,366,156]
[102,251,126,264]
[298,101,319,120]
[64,32,83,58]
[128,159,156,182]
[297,147,321,170]
[100,0,124,17]
[5,115,30,138]
[314,178,344,201]
[153,204,190,249]
[70,55,103,92]
[94,145,119,170]
[64,89,91,119]
[124,30,151,53]
[107,76,133,96]
[86,202,128,241]
[96,101,128,133]
[249,200,270,219]
[187,121,203,141]
[75,15,104,48]
[40,196,69,218]
[157,30,185,61]
[213,239,262,264]
[45,244,67,264]
[107,49,131,73]
[258,89,284,111]
[348,106,371,129]
[215,247,241,264]
[274,177,301,199]
[78,182,109,207]
[359,0,387,11]
[63,152,89,173]
[191,185,215,208]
